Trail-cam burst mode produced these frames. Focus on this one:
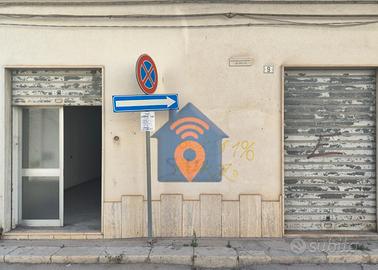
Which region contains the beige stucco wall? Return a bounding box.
[0,2,378,234]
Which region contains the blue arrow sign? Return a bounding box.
[113,94,179,112]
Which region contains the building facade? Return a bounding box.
[0,0,377,239]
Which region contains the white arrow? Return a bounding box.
[116,96,176,108]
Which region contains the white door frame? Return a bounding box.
[12,106,64,227]
[4,65,104,233]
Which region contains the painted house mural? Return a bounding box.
[152,103,228,182]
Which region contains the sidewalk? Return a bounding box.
[0,237,377,268]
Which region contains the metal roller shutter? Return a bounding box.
[284,68,377,232]
[11,68,102,106]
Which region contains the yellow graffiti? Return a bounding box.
[222,139,255,182]
[222,163,239,182]
[222,140,229,153]
[223,140,255,161]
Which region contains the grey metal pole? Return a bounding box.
[146,131,153,243]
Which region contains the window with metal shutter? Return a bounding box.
[284,68,377,232]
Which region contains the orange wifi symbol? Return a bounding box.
[170,117,209,140]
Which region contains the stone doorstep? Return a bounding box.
[2,232,103,240]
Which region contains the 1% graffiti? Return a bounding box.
[223,140,255,161]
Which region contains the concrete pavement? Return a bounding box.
[0,237,378,268]
[1,264,378,270]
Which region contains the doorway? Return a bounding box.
[64,106,102,231]
[14,106,102,231]
[9,67,103,232]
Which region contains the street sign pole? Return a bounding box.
[140,112,155,243]
[113,54,179,244]
[135,54,159,244]
[146,130,153,243]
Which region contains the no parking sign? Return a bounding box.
[136,54,158,95]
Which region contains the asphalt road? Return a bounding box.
[1,264,378,270]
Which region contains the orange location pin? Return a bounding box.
[174,140,206,182]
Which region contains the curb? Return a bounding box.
[0,246,376,268]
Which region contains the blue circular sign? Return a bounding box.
[136,54,158,95]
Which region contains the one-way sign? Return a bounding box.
[113,94,179,112]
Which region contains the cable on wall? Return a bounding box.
[0,0,377,6]
[0,11,377,28]
[0,20,377,28]
[1,12,378,19]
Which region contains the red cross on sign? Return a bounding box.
[136,54,158,95]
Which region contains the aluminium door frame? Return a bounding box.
[13,106,64,227]
[5,65,104,233]
[281,65,378,236]
[11,106,21,227]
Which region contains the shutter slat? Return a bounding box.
[11,68,102,106]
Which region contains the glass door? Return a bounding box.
[19,107,63,226]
